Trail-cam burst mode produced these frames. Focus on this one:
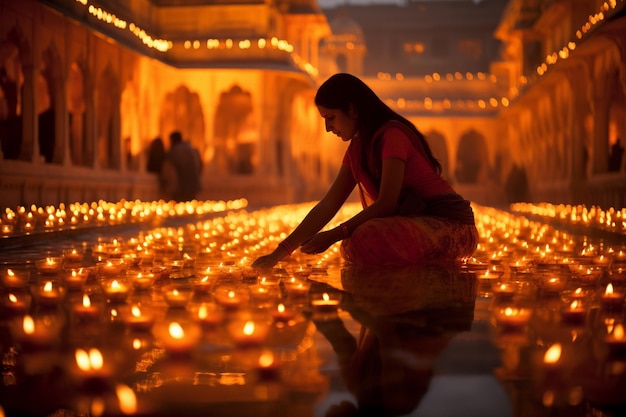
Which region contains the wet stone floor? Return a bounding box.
[0,205,625,417]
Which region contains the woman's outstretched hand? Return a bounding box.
[251,247,289,270]
[300,230,340,255]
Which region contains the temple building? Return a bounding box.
[0,0,625,210]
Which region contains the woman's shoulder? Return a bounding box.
[373,120,414,139]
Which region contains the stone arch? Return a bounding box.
[0,40,22,160]
[212,84,256,175]
[424,130,450,181]
[161,85,206,168]
[607,64,626,172]
[121,79,140,171]
[455,129,488,184]
[97,65,120,169]
[0,25,30,161]
[68,60,88,166]
[39,42,63,164]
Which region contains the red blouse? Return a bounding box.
[342,121,455,206]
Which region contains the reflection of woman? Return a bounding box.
[313,265,476,417]
[252,73,478,269]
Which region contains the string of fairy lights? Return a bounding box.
[72,0,623,112]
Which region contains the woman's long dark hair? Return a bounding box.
[314,73,442,179]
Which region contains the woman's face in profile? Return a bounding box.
[317,104,358,142]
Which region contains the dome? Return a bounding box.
[329,14,364,41]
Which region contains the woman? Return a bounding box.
[252,73,478,268]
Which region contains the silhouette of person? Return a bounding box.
[312,264,481,417]
[146,136,166,174]
[161,131,203,202]
[608,138,624,172]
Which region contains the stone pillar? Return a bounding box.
[19,63,38,162]
[592,94,610,174]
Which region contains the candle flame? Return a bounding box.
[83,294,91,308]
[605,283,614,295]
[111,280,120,289]
[7,269,14,277]
[198,304,208,319]
[116,384,137,415]
[570,300,580,309]
[277,303,285,313]
[228,290,236,299]
[89,348,104,370]
[574,287,583,295]
[322,293,330,302]
[8,293,17,303]
[75,349,90,370]
[46,257,54,265]
[132,338,142,350]
[43,281,53,292]
[131,306,142,317]
[614,324,624,340]
[74,348,104,371]
[258,351,275,367]
[173,289,179,296]
[243,321,255,335]
[169,322,184,339]
[23,315,35,334]
[543,343,562,364]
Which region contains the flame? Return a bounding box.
[258,351,275,367]
[322,293,330,302]
[228,290,236,299]
[574,287,583,296]
[132,338,142,350]
[111,280,120,289]
[75,348,103,371]
[570,300,580,309]
[131,306,142,317]
[198,304,208,319]
[43,281,53,292]
[8,293,17,303]
[75,349,90,371]
[83,294,91,308]
[169,322,184,339]
[115,384,137,415]
[243,321,255,336]
[277,304,285,313]
[7,269,14,277]
[605,283,614,295]
[543,343,562,364]
[172,289,179,296]
[46,257,55,265]
[23,315,35,334]
[89,348,103,369]
[614,324,624,340]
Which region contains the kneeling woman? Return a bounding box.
[252,73,478,268]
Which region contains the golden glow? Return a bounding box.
[23,315,35,334]
[169,322,184,339]
[243,321,255,336]
[115,384,138,415]
[544,343,562,364]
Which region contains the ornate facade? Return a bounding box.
[0,0,624,210]
[0,0,340,209]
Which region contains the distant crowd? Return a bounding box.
[147,131,203,202]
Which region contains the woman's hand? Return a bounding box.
[300,229,342,255]
[251,246,289,270]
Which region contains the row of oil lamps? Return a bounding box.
[0,199,625,415]
[0,199,248,236]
